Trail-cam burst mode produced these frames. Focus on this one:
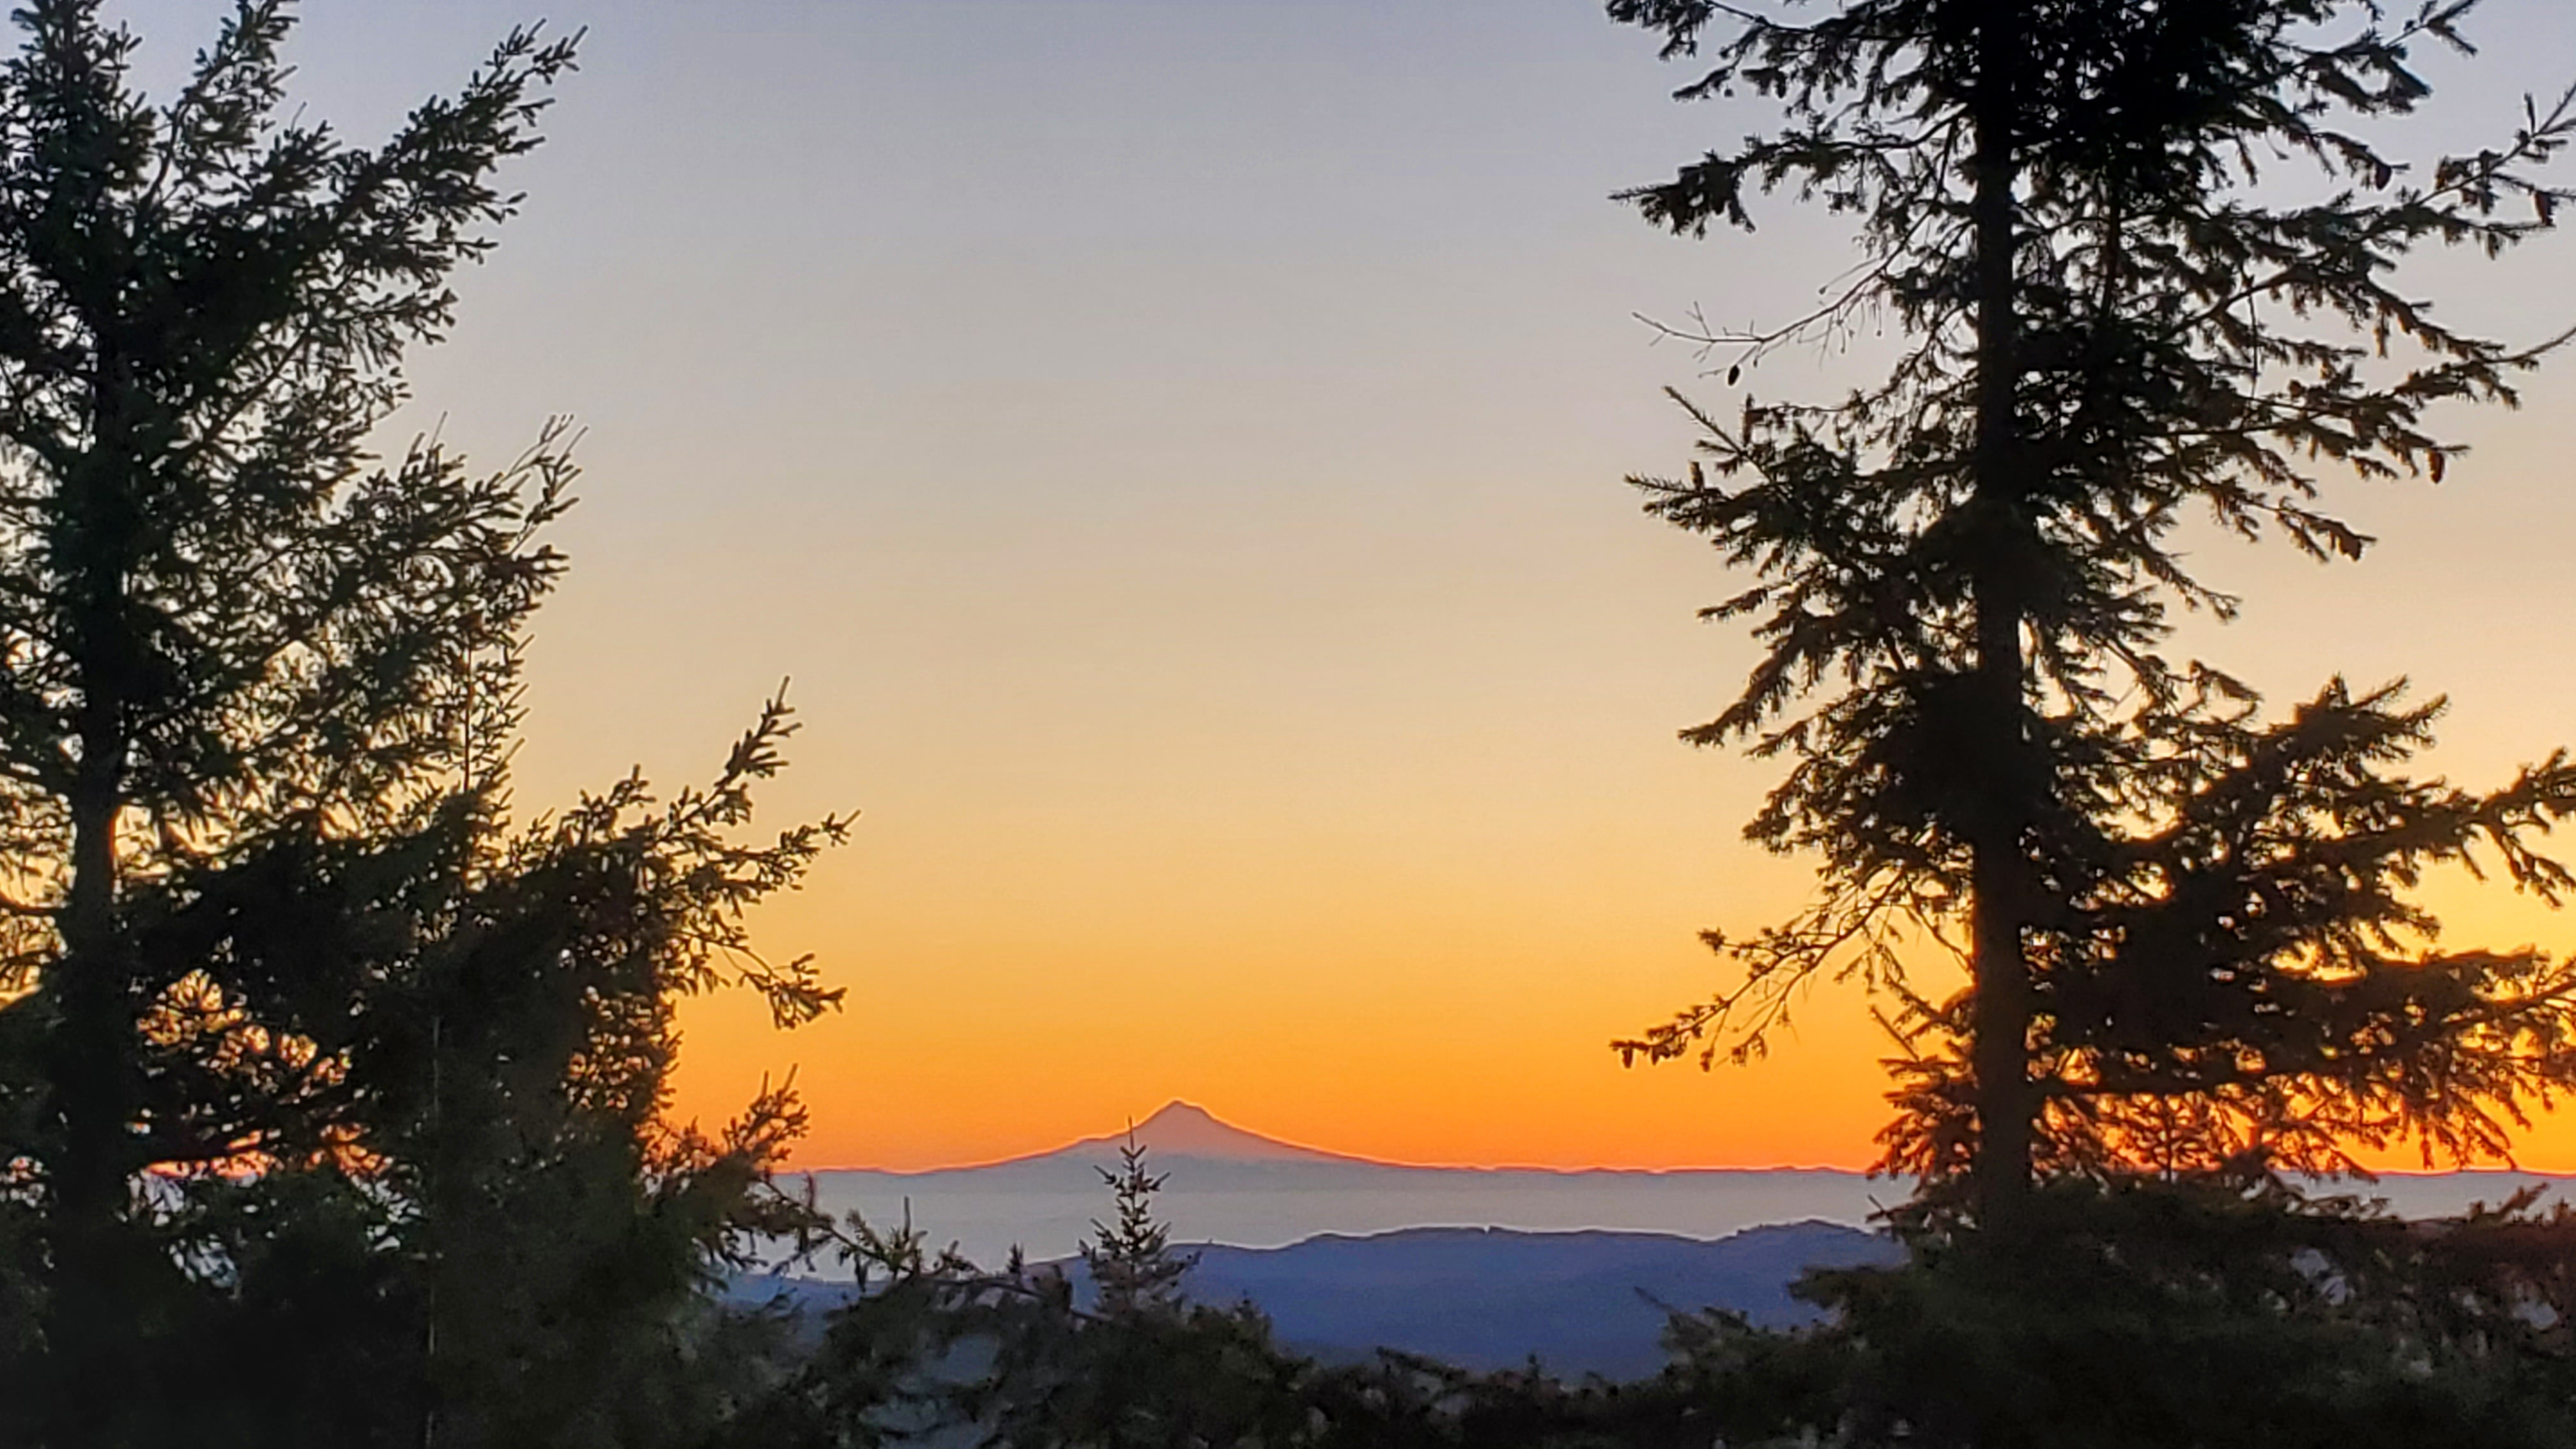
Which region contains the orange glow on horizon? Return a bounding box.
[659,830,2576,1176]
[353,0,2576,1185]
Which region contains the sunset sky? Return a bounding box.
[109,0,2576,1171]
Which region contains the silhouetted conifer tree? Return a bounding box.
[0,5,845,1446]
[1607,0,2576,1225]
[732,1142,1322,1449]
[1082,1128,1196,1318]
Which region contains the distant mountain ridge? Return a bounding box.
[870,1100,1851,1176]
[1143,1220,1900,1376]
[1097,1211,1906,1371]
[739,1220,1902,1379]
[799,1103,2576,1264]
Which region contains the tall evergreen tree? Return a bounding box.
[0,5,845,1445]
[1606,0,2576,1223]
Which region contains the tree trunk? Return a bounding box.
[47,779,128,1449]
[1966,0,2036,1232]
[44,402,141,1449]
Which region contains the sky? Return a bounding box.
[101,0,2576,1171]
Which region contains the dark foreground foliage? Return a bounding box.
[0,6,845,1446]
[707,1168,2576,1449]
[1655,1182,2576,1449]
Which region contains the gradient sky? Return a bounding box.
[102,0,2576,1170]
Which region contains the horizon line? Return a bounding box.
[783,1100,2576,1179]
[793,1098,1896,1176]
